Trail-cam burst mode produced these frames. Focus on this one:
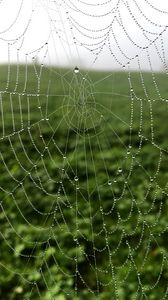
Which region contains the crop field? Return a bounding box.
[0,64,168,299]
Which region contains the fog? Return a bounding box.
[0,0,168,71]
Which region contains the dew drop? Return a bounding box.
[74,176,78,182]
[74,66,79,74]
[108,180,112,186]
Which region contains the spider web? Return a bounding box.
[0,0,168,299]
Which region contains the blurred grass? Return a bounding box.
[0,64,168,300]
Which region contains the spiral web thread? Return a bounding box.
[0,0,168,299]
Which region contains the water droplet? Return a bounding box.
[118,168,122,173]
[108,180,112,186]
[74,66,79,74]
[74,176,78,182]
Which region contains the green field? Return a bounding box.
[0,64,168,300]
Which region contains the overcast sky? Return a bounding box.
[0,0,168,70]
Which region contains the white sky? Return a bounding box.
[0,0,168,70]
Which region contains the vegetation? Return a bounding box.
[0,64,168,299]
